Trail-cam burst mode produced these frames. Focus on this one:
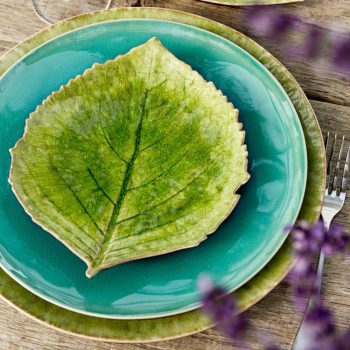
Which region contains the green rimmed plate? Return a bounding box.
[0,7,324,341]
[1,17,307,318]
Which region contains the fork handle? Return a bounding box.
[313,215,332,295]
[314,252,325,296]
[291,220,330,350]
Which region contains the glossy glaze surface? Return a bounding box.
[0,19,306,318]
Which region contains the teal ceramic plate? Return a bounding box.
[0,16,307,319]
[0,8,324,341]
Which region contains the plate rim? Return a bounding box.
[0,6,325,342]
[0,17,307,319]
[197,0,303,7]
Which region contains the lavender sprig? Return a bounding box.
[198,275,248,345]
[287,220,349,305]
[286,220,348,257]
[199,220,349,350]
[245,6,350,77]
[305,299,335,341]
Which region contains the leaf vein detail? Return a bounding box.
[51,163,105,235]
[97,102,129,165]
[86,167,116,205]
[91,53,155,268]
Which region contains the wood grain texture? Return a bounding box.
[0,1,349,349]
[140,0,350,107]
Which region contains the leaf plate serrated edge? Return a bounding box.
[8,37,249,278]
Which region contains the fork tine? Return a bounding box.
[327,133,337,193]
[324,132,330,190]
[324,131,329,149]
[341,145,350,194]
[332,135,345,194]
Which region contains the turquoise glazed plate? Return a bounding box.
[0,15,308,320]
[0,8,324,341]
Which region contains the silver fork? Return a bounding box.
[292,133,350,350]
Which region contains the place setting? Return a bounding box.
[0,0,348,348]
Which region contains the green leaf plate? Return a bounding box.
[9,38,249,278]
[0,8,324,340]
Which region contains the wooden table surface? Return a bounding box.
[0,1,349,349]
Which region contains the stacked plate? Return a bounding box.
[0,8,325,342]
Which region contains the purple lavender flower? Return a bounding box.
[245,6,350,78]
[323,223,349,256]
[287,220,347,257]
[334,327,350,350]
[310,326,350,350]
[198,221,349,349]
[201,285,235,323]
[331,34,350,76]
[303,26,324,59]
[286,220,348,305]
[264,345,280,350]
[246,6,298,40]
[287,257,317,306]
[305,299,336,340]
[198,275,248,344]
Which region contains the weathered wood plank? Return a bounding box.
[141,0,350,107]
[1,0,350,105]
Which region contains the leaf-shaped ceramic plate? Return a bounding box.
[0,17,307,319]
[198,0,302,5]
[9,38,249,278]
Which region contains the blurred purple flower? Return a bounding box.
[245,6,350,78]
[331,34,350,75]
[333,327,350,350]
[264,345,280,350]
[304,26,324,59]
[305,299,336,340]
[285,220,324,256]
[323,223,349,256]
[286,220,348,257]
[246,6,299,40]
[201,286,235,323]
[287,258,317,307]
[286,220,348,306]
[283,25,324,61]
[308,328,350,350]
[198,221,349,349]
[198,275,248,344]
